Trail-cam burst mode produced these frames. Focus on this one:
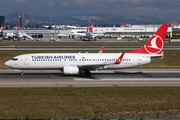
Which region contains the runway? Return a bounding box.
[0,69,180,87]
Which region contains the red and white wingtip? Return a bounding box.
[129,24,168,54]
[98,46,105,53]
[114,53,124,64]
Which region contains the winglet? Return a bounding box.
[129,24,168,54]
[98,46,105,53]
[114,53,124,64]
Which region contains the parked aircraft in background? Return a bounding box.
[3,24,34,41]
[168,22,180,29]
[14,24,34,41]
[121,23,132,27]
[173,24,180,29]
[57,23,104,41]
[73,23,104,41]
[57,29,86,38]
[5,24,168,76]
[43,24,84,29]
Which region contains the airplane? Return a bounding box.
[57,23,104,41]
[1,23,32,41]
[5,24,168,76]
[14,25,23,39]
[121,23,132,27]
[57,29,86,39]
[4,24,34,41]
[73,23,104,41]
[57,24,94,40]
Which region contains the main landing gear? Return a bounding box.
[84,70,92,77]
[20,71,24,76]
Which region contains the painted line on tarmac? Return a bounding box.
[74,78,180,81]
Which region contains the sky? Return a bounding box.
[0,0,180,19]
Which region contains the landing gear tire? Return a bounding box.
[84,70,92,76]
[94,37,96,41]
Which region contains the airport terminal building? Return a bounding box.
[2,25,173,40]
[92,25,172,38]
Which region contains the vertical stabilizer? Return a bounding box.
[87,23,95,32]
[129,24,168,54]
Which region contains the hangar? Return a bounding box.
[92,25,172,38]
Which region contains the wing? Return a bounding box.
[78,53,124,71]
[78,63,110,71]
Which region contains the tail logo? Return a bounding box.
[144,34,163,54]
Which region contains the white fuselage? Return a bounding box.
[15,31,23,38]
[5,53,159,71]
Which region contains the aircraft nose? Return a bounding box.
[5,61,10,67]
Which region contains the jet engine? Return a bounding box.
[63,65,79,75]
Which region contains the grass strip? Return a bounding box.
[0,87,179,118]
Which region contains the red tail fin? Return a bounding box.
[87,23,95,32]
[90,23,95,27]
[15,22,21,31]
[129,24,168,54]
[122,23,126,27]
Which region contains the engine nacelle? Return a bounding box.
[63,65,79,75]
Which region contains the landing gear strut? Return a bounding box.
[20,71,24,76]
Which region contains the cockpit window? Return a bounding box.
[12,58,18,61]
